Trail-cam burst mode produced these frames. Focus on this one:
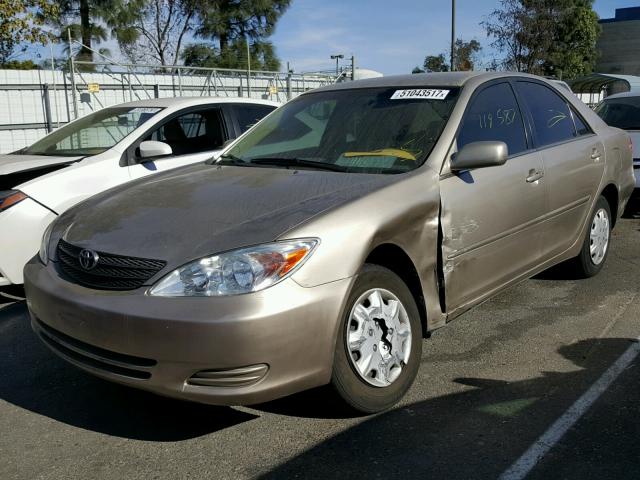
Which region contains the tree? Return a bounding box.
[424,53,449,72]
[0,0,58,64]
[107,0,197,66]
[543,0,600,78]
[483,0,600,79]
[49,0,115,64]
[182,38,280,71]
[453,39,482,71]
[416,40,481,74]
[1,59,40,69]
[195,0,291,51]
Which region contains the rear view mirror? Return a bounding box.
[139,140,172,160]
[451,141,508,171]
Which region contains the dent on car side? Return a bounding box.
[23,72,635,411]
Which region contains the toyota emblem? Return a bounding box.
[78,249,99,270]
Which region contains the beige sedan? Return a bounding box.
[25,72,635,413]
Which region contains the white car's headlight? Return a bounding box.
[148,239,318,297]
[39,222,54,265]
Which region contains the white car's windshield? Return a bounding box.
[22,106,164,157]
[221,86,460,174]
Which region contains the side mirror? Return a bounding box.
[139,140,172,160]
[451,141,508,171]
[221,138,235,148]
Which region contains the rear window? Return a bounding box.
[516,81,576,147]
[233,104,277,133]
[594,97,640,130]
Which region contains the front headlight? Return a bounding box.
[39,222,54,265]
[148,239,318,297]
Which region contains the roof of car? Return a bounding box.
[115,96,281,109]
[602,91,640,100]
[309,71,546,93]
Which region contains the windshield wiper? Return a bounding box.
[212,153,250,166]
[249,157,347,172]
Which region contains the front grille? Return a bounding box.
[33,317,156,380]
[57,239,166,290]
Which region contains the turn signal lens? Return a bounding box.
[0,191,27,212]
[149,239,319,297]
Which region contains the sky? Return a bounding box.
[269,0,640,75]
[25,0,640,74]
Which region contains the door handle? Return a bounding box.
[526,169,544,183]
[591,148,601,161]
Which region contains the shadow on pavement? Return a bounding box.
[259,337,639,480]
[622,190,640,219]
[0,303,258,441]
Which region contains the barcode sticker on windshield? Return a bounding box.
[390,89,450,100]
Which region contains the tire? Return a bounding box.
[569,195,612,278]
[331,264,422,414]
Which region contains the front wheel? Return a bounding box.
[569,196,612,278]
[331,264,422,414]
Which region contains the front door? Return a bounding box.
[440,81,547,314]
[128,107,228,179]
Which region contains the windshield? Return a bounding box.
[222,86,460,174]
[22,106,164,156]
[594,96,640,130]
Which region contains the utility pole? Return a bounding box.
[450,0,456,71]
[350,55,356,81]
[330,54,344,76]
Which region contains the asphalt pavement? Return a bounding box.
[1,198,639,480]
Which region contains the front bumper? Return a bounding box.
[0,198,56,285]
[24,258,353,405]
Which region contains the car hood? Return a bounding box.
[55,163,400,269]
[0,154,83,190]
[0,154,83,175]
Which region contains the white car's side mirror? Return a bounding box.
[139,140,172,160]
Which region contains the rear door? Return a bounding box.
[514,81,605,257]
[440,81,547,313]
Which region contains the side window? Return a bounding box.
[145,108,225,157]
[233,104,276,133]
[572,109,591,136]
[458,82,528,156]
[516,82,575,146]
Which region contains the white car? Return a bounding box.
[595,91,640,189]
[0,97,278,291]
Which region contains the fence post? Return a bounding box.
[153,84,160,98]
[43,84,53,132]
[67,29,79,119]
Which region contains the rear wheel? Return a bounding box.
[331,264,422,414]
[569,196,612,278]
